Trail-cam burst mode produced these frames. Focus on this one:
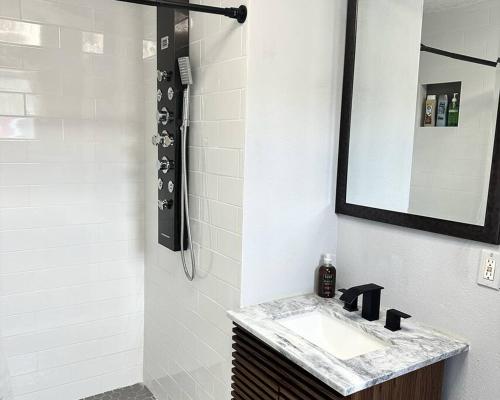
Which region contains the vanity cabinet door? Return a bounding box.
[232,325,344,400]
[231,332,281,399]
[232,324,444,400]
[231,354,280,399]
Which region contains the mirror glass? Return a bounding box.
[346,0,500,226]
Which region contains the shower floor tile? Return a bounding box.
[81,383,156,400]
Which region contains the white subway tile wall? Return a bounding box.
[143,0,247,399]
[0,1,146,399]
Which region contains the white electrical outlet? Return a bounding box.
[478,250,500,290]
[483,258,496,281]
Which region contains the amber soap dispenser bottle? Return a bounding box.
[317,254,336,298]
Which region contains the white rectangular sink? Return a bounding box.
[278,310,388,360]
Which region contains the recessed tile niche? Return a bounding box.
[419,81,462,128]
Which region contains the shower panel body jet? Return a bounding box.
[154,2,189,251]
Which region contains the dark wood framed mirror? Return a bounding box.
[336,0,500,244]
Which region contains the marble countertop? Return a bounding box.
[227,293,469,396]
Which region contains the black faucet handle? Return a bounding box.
[339,288,359,312]
[385,309,411,332]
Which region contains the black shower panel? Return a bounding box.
[155,2,189,251]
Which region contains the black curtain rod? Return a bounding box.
[421,44,498,68]
[115,0,247,23]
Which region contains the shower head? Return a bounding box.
[178,57,193,86]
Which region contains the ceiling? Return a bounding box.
[424,0,492,13]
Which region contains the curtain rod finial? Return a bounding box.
[225,5,247,23]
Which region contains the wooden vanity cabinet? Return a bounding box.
[231,325,444,400]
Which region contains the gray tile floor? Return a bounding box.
[81,384,156,400]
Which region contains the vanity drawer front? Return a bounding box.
[232,325,344,400]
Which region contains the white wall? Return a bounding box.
[0,1,145,399]
[143,1,247,399]
[240,0,343,306]
[346,0,423,212]
[336,218,500,400]
[409,0,500,225]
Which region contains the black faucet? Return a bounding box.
[339,284,384,321]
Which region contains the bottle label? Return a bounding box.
[319,268,336,298]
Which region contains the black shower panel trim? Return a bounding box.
[115,0,247,23]
[156,3,189,251]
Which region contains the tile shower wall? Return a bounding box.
[143,1,246,399]
[0,1,146,399]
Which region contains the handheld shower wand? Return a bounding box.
[178,57,196,281]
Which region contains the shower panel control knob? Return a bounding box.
[152,132,174,148]
[157,107,173,125]
[157,157,174,174]
[157,70,172,82]
[158,199,173,211]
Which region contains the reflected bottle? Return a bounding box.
[436,94,448,127]
[316,254,336,298]
[447,93,460,127]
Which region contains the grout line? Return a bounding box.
[0,277,144,309]
[1,295,144,326]
[2,311,144,341]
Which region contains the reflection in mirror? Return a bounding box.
[346,0,500,226]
